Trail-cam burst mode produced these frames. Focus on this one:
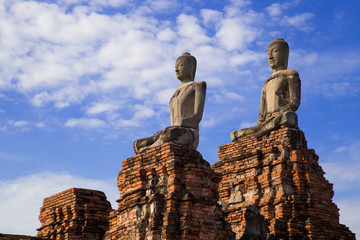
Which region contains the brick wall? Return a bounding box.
[0,234,35,240]
[105,142,234,240]
[213,126,355,240]
[37,188,112,240]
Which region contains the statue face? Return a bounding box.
[268,44,287,71]
[175,58,192,81]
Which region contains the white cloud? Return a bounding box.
[323,162,360,187]
[12,120,29,127]
[0,0,266,132]
[322,142,360,191]
[283,12,314,31]
[336,199,360,238]
[176,14,211,47]
[266,3,282,17]
[230,51,266,66]
[0,0,344,134]
[201,116,218,128]
[132,104,155,120]
[216,17,259,51]
[290,50,318,67]
[86,102,119,115]
[335,146,348,153]
[0,152,32,162]
[65,118,107,129]
[3,120,48,132]
[265,1,314,32]
[0,172,117,236]
[240,120,257,128]
[208,89,245,104]
[147,0,179,13]
[156,88,176,105]
[58,0,131,9]
[230,0,251,8]
[201,9,223,26]
[227,92,245,101]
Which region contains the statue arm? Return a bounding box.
[285,73,301,112]
[182,81,207,128]
[258,85,266,124]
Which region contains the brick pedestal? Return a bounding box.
[0,234,36,240]
[105,142,234,240]
[213,127,355,240]
[37,188,112,240]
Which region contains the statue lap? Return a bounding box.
[133,126,199,154]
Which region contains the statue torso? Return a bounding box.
[169,81,205,129]
[262,69,300,119]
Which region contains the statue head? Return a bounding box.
[175,52,197,82]
[268,38,289,72]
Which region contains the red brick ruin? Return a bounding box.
[214,126,355,239]
[2,127,356,240]
[36,188,112,240]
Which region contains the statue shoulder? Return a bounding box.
[282,69,299,77]
[194,81,207,90]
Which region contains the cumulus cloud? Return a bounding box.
[266,1,300,18]
[298,49,360,97]
[12,120,29,127]
[86,102,120,115]
[216,17,259,51]
[0,0,336,135]
[265,1,314,31]
[0,0,268,133]
[336,199,360,237]
[283,12,314,31]
[1,120,47,132]
[266,3,283,17]
[65,118,107,129]
[240,120,257,128]
[147,0,180,13]
[0,172,118,235]
[322,141,360,191]
[201,9,223,26]
[201,116,218,128]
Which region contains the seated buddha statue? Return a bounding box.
[133,53,206,154]
[231,38,301,141]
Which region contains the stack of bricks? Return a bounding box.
[105,142,235,240]
[0,234,36,240]
[36,188,112,240]
[213,126,355,239]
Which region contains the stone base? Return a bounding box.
[214,127,355,240]
[230,112,298,142]
[37,188,112,240]
[133,126,199,154]
[105,142,234,240]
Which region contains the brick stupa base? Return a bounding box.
[213,126,355,240]
[105,142,234,240]
[37,188,112,240]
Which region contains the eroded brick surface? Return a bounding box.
[105,142,234,240]
[36,188,112,240]
[0,233,36,240]
[213,126,355,240]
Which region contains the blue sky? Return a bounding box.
[0,0,359,237]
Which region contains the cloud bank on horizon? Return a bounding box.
[0,0,359,237]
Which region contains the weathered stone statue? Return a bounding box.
[133,53,206,154]
[231,38,301,141]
